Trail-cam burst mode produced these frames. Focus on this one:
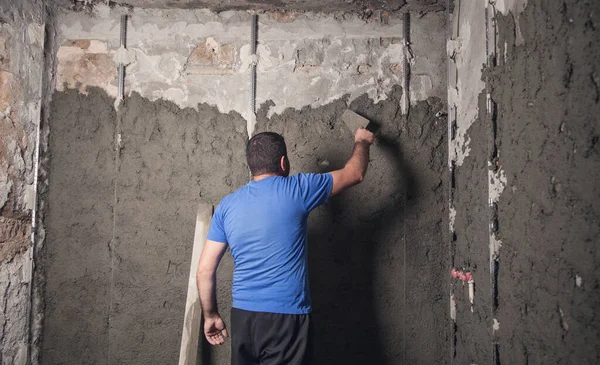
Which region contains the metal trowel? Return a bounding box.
[341,109,372,133]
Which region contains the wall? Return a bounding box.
[0,0,53,364]
[448,0,600,363]
[255,88,447,365]
[44,4,448,365]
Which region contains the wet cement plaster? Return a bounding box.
[448,0,600,363]
[446,1,493,362]
[255,86,448,365]
[490,1,600,363]
[43,88,248,365]
[44,84,448,364]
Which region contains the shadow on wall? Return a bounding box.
[254,86,447,365]
[307,121,417,365]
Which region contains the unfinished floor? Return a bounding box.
[0,0,598,365]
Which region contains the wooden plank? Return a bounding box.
[178,204,213,365]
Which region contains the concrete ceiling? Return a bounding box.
[52,0,420,12]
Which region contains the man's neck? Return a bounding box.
[252,173,281,182]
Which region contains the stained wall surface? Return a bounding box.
[448,0,600,363]
[44,5,448,365]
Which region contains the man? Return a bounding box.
[197,127,375,364]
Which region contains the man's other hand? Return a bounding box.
[355,127,374,145]
[204,314,229,345]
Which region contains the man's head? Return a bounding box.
[246,132,289,177]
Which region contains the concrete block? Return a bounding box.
[183,37,233,75]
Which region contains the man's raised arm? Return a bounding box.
[330,128,375,196]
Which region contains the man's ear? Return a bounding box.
[280,156,286,173]
[280,155,289,176]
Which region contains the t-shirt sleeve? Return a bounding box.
[206,202,227,244]
[298,173,334,212]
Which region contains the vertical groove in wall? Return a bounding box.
[447,1,459,363]
[31,8,56,363]
[485,2,500,364]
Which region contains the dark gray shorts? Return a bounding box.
[231,308,313,365]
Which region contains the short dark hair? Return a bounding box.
[246,132,287,176]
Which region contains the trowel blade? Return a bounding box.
[341,109,370,133]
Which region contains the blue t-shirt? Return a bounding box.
[207,173,333,315]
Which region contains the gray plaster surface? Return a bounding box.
[491,1,600,363]
[451,93,493,365]
[255,87,448,364]
[43,88,248,365]
[44,85,449,365]
[448,0,600,363]
[44,89,115,365]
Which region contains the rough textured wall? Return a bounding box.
[0,0,51,364]
[449,0,600,363]
[44,89,116,364]
[45,5,448,365]
[491,1,600,363]
[43,88,248,365]
[56,6,446,134]
[255,87,448,365]
[447,1,495,362]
